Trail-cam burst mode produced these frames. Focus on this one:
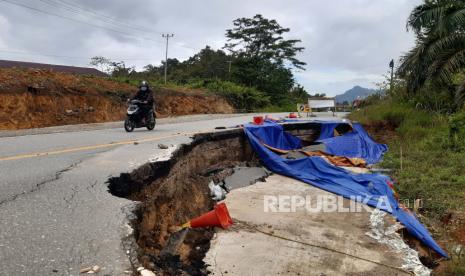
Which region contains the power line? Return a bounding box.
[54,0,156,32]
[0,0,199,64]
[0,0,165,44]
[0,49,88,60]
[0,48,159,61]
[38,0,158,34]
[47,0,197,52]
[1,0,197,52]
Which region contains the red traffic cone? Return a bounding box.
[182,203,233,229]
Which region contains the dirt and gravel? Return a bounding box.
[107,129,259,275]
[105,121,447,275]
[0,68,234,130]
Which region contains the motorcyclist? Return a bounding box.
[131,81,154,120]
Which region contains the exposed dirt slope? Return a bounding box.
[0,68,234,130]
[108,130,258,275]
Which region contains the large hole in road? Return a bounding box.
[106,123,323,275]
[107,121,441,274]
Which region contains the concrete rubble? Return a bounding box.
[367,209,431,276]
[204,174,428,275]
[1,112,430,275]
[106,117,435,275]
[137,267,156,276]
[79,265,101,274]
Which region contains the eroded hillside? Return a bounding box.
[0,68,234,130]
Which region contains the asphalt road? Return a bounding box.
[0,112,343,276]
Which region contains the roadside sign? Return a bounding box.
[308,99,335,109]
[297,103,310,117]
[308,98,336,116]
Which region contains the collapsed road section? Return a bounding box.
[108,128,263,275]
[107,119,445,275]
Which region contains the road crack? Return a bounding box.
[0,161,81,206]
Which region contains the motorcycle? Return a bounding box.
[124,99,156,132]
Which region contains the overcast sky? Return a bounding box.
[0,0,421,96]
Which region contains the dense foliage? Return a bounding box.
[398,0,465,110]
[223,14,305,103]
[224,14,305,70]
[354,2,465,272]
[91,14,309,111]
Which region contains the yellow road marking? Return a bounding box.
[0,131,202,162]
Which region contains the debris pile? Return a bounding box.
[107,130,261,275]
[107,119,447,275]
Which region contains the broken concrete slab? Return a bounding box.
[0,114,348,275]
[223,166,270,191]
[157,143,169,149]
[205,174,424,275]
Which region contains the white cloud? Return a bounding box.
[0,15,11,48]
[0,0,421,95]
[296,69,386,96]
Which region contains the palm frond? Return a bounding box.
[400,0,465,93]
[455,80,465,107]
[407,0,465,35]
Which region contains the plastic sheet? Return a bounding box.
[244,122,448,258]
[316,121,388,164]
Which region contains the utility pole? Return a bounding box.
[226,60,232,80]
[389,59,394,94]
[162,34,174,84]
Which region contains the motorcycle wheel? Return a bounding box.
[146,113,156,130]
[124,118,135,132]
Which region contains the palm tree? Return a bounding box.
[398,0,465,105]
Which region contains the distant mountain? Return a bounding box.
[335,86,378,104]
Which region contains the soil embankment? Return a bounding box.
[0,68,234,130]
[107,123,436,275]
[108,129,258,275]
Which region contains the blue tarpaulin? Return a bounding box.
[316,121,388,164]
[244,121,448,258]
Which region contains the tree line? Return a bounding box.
[91,14,315,111]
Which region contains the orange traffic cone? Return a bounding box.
[181,203,233,229]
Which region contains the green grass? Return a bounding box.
[258,104,294,112]
[351,102,464,216]
[350,102,465,273]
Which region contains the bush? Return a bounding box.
[448,111,465,151]
[110,77,276,112]
[189,80,271,111]
[350,100,437,139]
[350,100,411,125]
[382,109,407,128]
[350,100,465,229]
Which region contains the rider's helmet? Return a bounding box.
[139,80,149,92]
